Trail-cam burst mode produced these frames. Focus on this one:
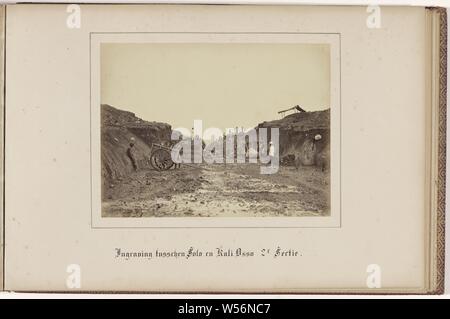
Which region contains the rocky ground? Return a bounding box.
[102,164,330,217]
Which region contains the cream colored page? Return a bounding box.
[5,5,427,292]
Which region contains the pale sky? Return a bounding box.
[101,43,330,131]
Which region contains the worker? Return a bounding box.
[269,141,275,161]
[173,148,182,169]
[126,142,138,171]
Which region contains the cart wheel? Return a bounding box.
[150,148,174,171]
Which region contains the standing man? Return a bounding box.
[269,141,275,162]
[126,139,138,171]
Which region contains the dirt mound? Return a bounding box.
[257,109,330,167]
[101,104,172,193]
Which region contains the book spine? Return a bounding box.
[427,6,447,295]
[435,7,447,295]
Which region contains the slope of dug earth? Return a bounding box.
[101,104,172,197]
[257,109,330,167]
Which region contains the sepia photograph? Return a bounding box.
[4,4,445,296]
[100,43,331,218]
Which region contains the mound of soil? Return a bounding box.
[101,104,172,194]
[257,109,330,167]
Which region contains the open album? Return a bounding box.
[0,4,447,294]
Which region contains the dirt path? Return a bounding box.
[102,164,330,217]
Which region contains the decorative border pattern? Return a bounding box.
[0,4,5,292]
[436,7,447,295]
